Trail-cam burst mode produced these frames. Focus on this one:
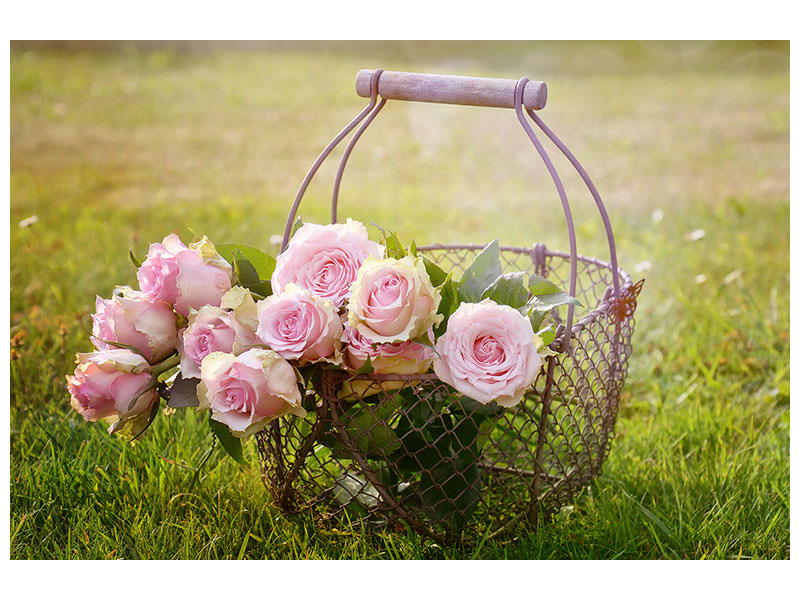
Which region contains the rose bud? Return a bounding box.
[197,349,305,438]
[137,233,233,316]
[66,349,158,434]
[340,325,435,398]
[177,286,261,379]
[91,286,178,363]
[433,300,544,408]
[272,219,384,307]
[347,255,442,344]
[256,283,343,363]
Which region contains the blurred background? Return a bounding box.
[9,41,790,559]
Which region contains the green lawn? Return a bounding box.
[9,41,789,559]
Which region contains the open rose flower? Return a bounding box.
[347,255,442,344]
[272,219,384,306]
[256,283,343,363]
[343,325,434,373]
[91,287,178,363]
[137,234,233,316]
[66,349,158,435]
[433,300,544,407]
[197,349,305,437]
[340,325,435,398]
[177,286,261,379]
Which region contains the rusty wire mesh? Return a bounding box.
[256,244,639,539]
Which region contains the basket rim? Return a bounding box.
[416,242,632,289]
[416,242,635,351]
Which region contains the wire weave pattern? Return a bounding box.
[256,246,638,538]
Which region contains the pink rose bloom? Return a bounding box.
[197,349,305,438]
[343,325,433,373]
[347,255,442,344]
[433,300,544,407]
[256,284,343,363]
[340,325,435,398]
[272,219,384,306]
[91,287,178,363]
[137,234,233,316]
[66,349,158,432]
[178,287,261,379]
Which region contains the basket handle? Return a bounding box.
[355,69,548,110]
[281,70,622,348]
[348,71,621,298]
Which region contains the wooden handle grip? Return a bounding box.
[355,69,547,110]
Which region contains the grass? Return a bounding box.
[9,41,789,559]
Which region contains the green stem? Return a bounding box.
[151,353,180,377]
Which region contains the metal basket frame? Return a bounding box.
[256,69,642,540]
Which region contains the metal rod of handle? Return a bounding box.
[356,69,548,110]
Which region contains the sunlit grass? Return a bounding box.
[10,41,789,559]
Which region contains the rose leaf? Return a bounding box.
[230,252,272,297]
[481,271,530,308]
[290,216,304,238]
[209,417,246,464]
[535,324,556,347]
[167,374,201,408]
[528,273,562,296]
[370,223,408,259]
[217,244,277,281]
[353,356,374,375]
[458,240,502,303]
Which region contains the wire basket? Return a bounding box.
[256,69,642,540]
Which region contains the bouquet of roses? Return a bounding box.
[66,219,578,470]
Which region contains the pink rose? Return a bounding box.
[197,349,305,437]
[91,287,178,363]
[347,255,442,344]
[177,287,261,378]
[272,219,384,306]
[433,300,544,407]
[66,349,158,432]
[342,325,434,373]
[137,234,233,316]
[256,284,343,363]
[340,325,435,398]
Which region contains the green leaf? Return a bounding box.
[422,256,461,338]
[167,374,200,408]
[535,324,556,347]
[409,240,418,257]
[458,240,502,303]
[525,291,582,330]
[528,274,562,296]
[209,417,246,464]
[434,277,460,339]
[216,244,276,281]
[129,246,142,268]
[320,401,401,459]
[450,417,482,464]
[454,395,504,420]
[371,223,407,259]
[394,409,447,472]
[346,404,401,457]
[290,216,304,238]
[419,458,482,527]
[230,252,272,297]
[531,291,582,311]
[481,271,530,307]
[352,356,374,375]
[422,257,449,287]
